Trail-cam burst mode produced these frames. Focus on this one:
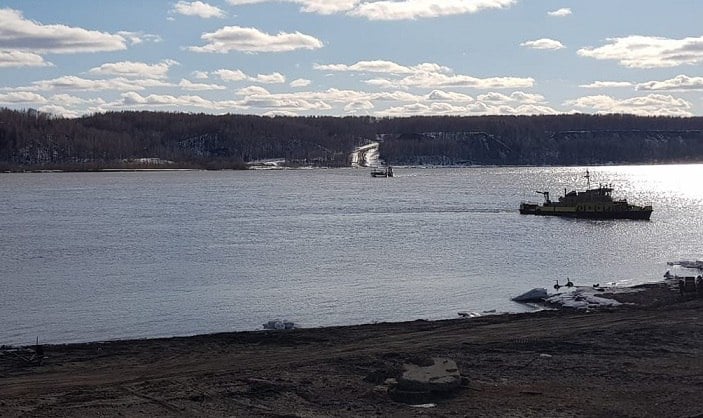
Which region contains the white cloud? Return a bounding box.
[262,110,300,117]
[368,90,421,102]
[88,60,179,79]
[191,71,210,79]
[317,59,533,90]
[0,50,52,67]
[475,91,546,104]
[173,1,226,18]
[21,77,562,117]
[426,90,473,102]
[348,0,516,21]
[379,102,435,116]
[121,91,217,108]
[188,26,323,53]
[367,72,534,89]
[371,89,545,114]
[314,60,450,74]
[636,75,703,91]
[521,38,565,50]
[232,86,421,108]
[227,84,554,116]
[38,104,80,118]
[508,91,546,103]
[564,94,692,116]
[0,8,126,53]
[548,8,571,17]
[344,100,374,112]
[116,31,162,45]
[0,91,47,104]
[236,86,271,96]
[290,78,312,87]
[29,76,172,92]
[477,92,513,103]
[213,69,286,84]
[294,0,361,14]
[0,92,101,117]
[239,94,332,111]
[230,0,360,15]
[579,81,633,89]
[49,94,106,107]
[254,72,286,84]
[509,104,559,115]
[227,0,280,5]
[578,35,703,68]
[226,0,515,20]
[178,79,227,90]
[377,99,557,117]
[213,69,249,81]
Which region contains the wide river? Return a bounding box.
[2,165,702,345]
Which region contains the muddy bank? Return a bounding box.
[1,282,702,417]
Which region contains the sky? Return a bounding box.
[1,0,703,118]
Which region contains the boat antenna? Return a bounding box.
[584,170,591,190]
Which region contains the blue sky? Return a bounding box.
[1,0,703,118]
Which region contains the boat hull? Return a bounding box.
[519,203,652,220]
[370,167,393,177]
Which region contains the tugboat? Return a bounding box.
[519,170,652,220]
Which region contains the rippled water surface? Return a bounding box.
[3,165,702,344]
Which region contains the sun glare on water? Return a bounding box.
[617,164,703,201]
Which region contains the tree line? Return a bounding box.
[1,108,703,170]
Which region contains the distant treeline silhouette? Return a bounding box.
[1,108,703,170]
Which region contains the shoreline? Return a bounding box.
[5,161,703,174]
[1,280,672,349]
[2,281,702,416]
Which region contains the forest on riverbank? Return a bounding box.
[2,107,703,170]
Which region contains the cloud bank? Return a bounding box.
[0,8,126,54]
[226,0,516,20]
[578,35,703,68]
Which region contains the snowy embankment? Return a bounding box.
[544,286,629,309]
[513,285,646,310]
[350,142,380,167]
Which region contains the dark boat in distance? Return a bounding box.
[519,170,653,220]
[370,165,393,178]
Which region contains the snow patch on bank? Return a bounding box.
[350,142,380,167]
[512,283,649,311]
[544,285,642,309]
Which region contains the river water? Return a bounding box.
[2,165,702,345]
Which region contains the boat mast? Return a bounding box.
[584,170,591,190]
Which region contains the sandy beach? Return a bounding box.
[2,281,702,417]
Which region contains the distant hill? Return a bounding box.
[1,108,703,170]
[379,129,703,166]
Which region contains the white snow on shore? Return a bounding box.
[544,285,642,309]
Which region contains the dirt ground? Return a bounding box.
[2,282,703,417]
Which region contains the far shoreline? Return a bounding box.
[3,160,703,174]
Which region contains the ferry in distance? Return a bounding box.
[519,170,653,220]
